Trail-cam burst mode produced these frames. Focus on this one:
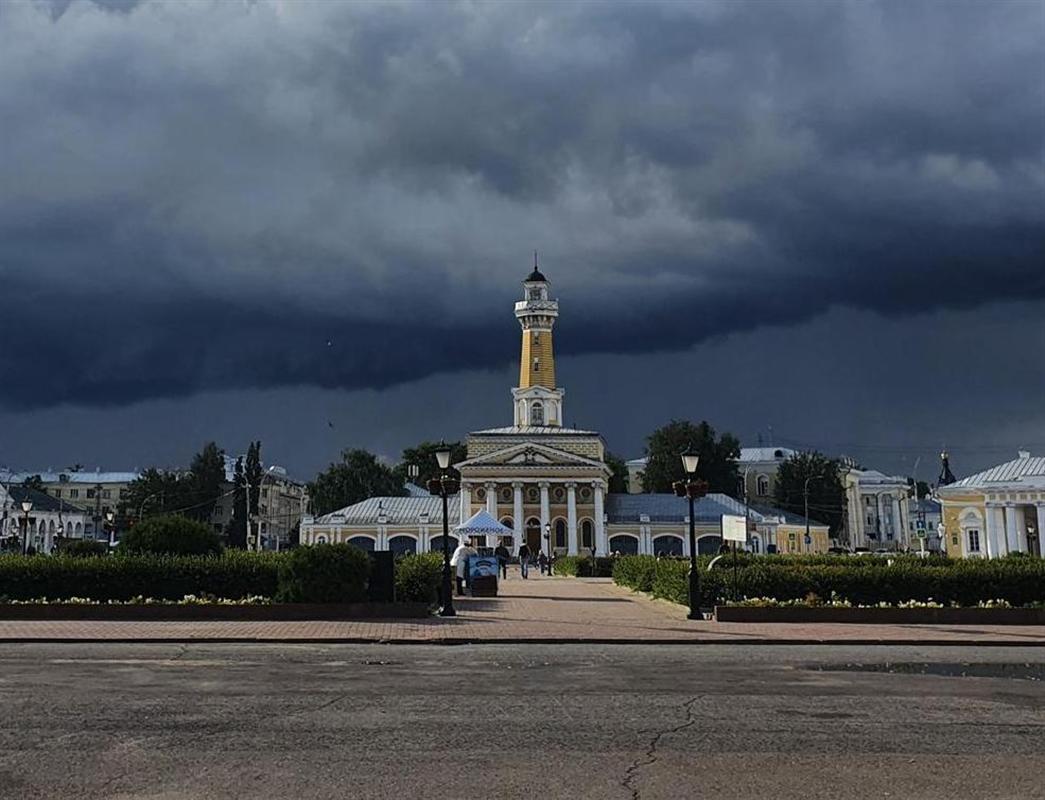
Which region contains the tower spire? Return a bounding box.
[513,255,562,427]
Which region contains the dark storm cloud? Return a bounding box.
[0,0,1041,409]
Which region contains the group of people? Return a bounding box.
[449,537,553,592]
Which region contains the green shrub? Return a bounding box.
[612,554,1045,608]
[612,555,658,592]
[118,516,222,557]
[58,539,108,558]
[276,543,370,603]
[395,553,443,605]
[0,551,280,601]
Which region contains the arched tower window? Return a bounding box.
[531,401,544,425]
[757,475,770,496]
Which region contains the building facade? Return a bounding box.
[843,466,910,550]
[0,485,92,553]
[7,469,138,540]
[937,451,1045,559]
[301,261,829,555]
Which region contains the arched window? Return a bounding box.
[346,536,375,551]
[652,535,683,556]
[500,517,514,531]
[388,535,416,556]
[756,475,770,496]
[316,535,328,545]
[750,535,761,554]
[530,401,544,426]
[430,535,459,553]
[697,535,722,555]
[608,534,639,555]
[581,519,594,550]
[554,518,567,548]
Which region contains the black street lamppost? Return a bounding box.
[20,499,33,555]
[673,445,708,620]
[427,443,460,617]
[544,522,551,575]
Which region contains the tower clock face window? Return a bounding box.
[531,402,544,425]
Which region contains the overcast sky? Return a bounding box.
[1,0,1042,482]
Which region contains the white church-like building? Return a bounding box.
[300,262,829,557]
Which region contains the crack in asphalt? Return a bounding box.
[621,695,702,800]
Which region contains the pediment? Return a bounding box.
[457,441,605,470]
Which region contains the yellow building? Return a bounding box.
[937,451,1045,559]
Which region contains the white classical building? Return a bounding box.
[843,466,911,550]
[0,485,92,553]
[301,260,830,555]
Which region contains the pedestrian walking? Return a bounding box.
[518,542,531,579]
[537,550,548,575]
[494,541,510,580]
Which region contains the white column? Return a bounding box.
[1005,505,1020,554]
[539,482,550,554]
[460,483,471,525]
[513,482,524,554]
[984,505,998,558]
[891,495,903,548]
[483,482,498,550]
[593,482,606,556]
[566,483,578,555]
[1015,506,1028,553]
[1036,504,1045,557]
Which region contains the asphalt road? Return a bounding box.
[1,643,1044,800]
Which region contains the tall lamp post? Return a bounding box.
[544,522,551,575]
[427,443,460,617]
[673,445,708,620]
[802,472,823,554]
[20,500,33,555]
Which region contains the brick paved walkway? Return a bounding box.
[0,571,1043,644]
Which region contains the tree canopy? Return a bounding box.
[394,440,467,487]
[773,451,847,537]
[640,420,741,495]
[605,452,630,494]
[309,449,405,516]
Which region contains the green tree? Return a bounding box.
[774,451,847,537]
[640,420,741,495]
[117,514,222,556]
[188,442,226,522]
[605,452,630,494]
[21,474,44,491]
[394,441,467,487]
[309,449,406,516]
[119,468,192,519]
[907,478,931,499]
[226,456,248,549]
[244,441,263,518]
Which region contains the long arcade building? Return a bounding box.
[300,262,829,556]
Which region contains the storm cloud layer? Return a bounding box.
[1,0,1042,410]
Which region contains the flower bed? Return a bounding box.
[612,554,1045,609]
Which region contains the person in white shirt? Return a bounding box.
[450,537,471,595]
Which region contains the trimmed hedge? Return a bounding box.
[612,554,1045,608]
[58,539,109,558]
[394,553,443,605]
[276,543,369,603]
[0,551,280,601]
[118,515,222,557]
[553,556,616,578]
